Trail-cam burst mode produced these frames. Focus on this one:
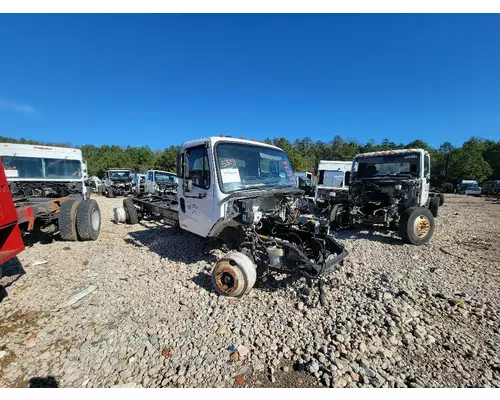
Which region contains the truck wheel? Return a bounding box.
[76,199,101,241]
[123,198,139,224]
[58,199,80,241]
[399,207,435,246]
[211,251,256,298]
[107,187,115,198]
[438,193,445,206]
[429,197,439,218]
[329,204,348,229]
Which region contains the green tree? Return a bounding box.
[156,146,180,172]
[448,138,492,182]
[484,140,500,179]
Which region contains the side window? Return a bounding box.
[424,155,430,177]
[187,146,210,189]
[345,171,351,186]
[147,171,154,181]
[318,170,325,185]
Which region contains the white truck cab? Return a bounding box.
[175,136,299,237]
[315,160,353,210]
[0,142,88,199]
[145,169,178,194]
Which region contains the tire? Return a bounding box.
[58,199,80,241]
[329,203,348,229]
[107,187,114,198]
[438,193,445,206]
[429,197,439,218]
[123,198,139,224]
[76,199,101,241]
[329,204,341,228]
[211,251,256,298]
[399,207,435,246]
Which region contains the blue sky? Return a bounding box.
[0,14,499,150]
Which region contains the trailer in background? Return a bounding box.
[0,144,102,243]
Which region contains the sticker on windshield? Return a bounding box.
[5,169,19,178]
[281,160,296,184]
[221,168,241,183]
[221,158,237,168]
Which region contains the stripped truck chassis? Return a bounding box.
[118,191,347,297]
[11,195,102,242]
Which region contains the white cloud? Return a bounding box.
[0,99,36,115]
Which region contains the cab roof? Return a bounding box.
[181,136,282,151]
[354,148,427,158]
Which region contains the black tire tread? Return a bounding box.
[123,198,139,224]
[76,199,101,241]
[429,197,439,218]
[59,199,80,241]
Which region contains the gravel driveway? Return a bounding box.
[1,194,499,388]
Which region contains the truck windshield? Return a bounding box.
[318,170,345,187]
[155,172,178,184]
[109,171,131,180]
[216,143,296,192]
[2,156,82,179]
[352,153,420,179]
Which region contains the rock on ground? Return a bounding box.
[0,194,499,388]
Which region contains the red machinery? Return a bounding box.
[0,157,27,264]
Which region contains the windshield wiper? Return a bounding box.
[4,153,17,168]
[47,157,68,169]
[394,172,416,177]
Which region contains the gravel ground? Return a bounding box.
[0,194,499,388]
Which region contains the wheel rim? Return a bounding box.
[214,261,243,296]
[413,215,430,238]
[91,209,100,230]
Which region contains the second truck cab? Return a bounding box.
[314,160,353,213]
[145,170,178,194]
[332,148,440,245]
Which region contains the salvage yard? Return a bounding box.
[0,194,499,388]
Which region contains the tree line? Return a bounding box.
[1,135,499,183]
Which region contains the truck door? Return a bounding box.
[146,171,155,193]
[178,144,215,237]
[421,153,430,206]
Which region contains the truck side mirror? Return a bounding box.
[183,151,190,179]
[176,153,183,177]
[185,179,193,192]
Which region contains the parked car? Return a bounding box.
[457,180,481,196]
[464,184,482,197]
